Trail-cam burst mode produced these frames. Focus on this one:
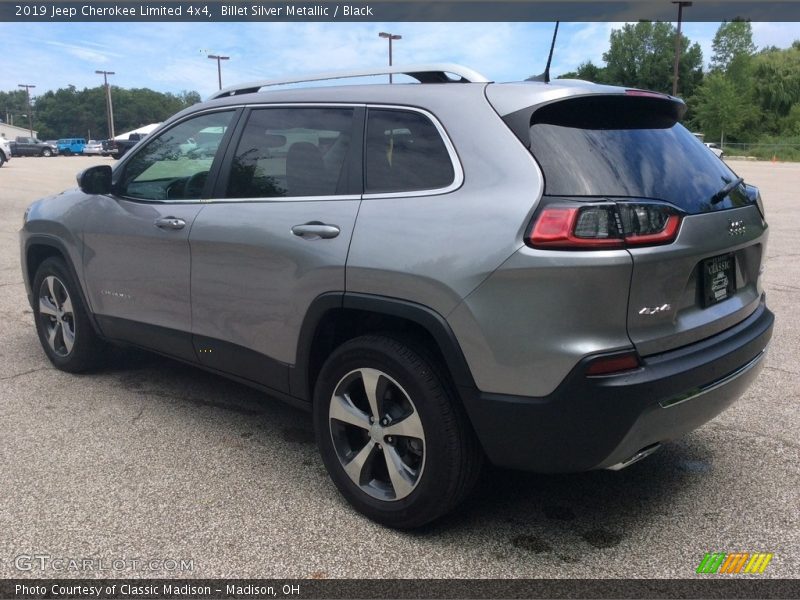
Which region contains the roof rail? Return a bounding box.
[208,63,491,100]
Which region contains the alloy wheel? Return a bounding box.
[38,275,76,357]
[329,368,426,501]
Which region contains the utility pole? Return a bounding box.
[208,54,230,90]
[378,32,402,83]
[95,70,116,139]
[18,83,35,137]
[671,1,692,97]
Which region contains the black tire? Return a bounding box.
[32,257,106,373]
[41,148,52,157]
[313,334,482,528]
[0,153,5,167]
[63,149,72,156]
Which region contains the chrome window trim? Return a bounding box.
[121,103,463,204]
[202,195,362,204]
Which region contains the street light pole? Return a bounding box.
[95,70,116,139]
[18,83,36,137]
[378,32,402,83]
[671,1,692,97]
[208,54,230,90]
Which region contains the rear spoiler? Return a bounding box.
[500,92,686,149]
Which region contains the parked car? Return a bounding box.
[0,137,10,167]
[82,140,104,156]
[20,64,774,528]
[57,138,86,155]
[705,142,725,159]
[10,136,57,157]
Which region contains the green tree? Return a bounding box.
[0,89,33,128]
[27,85,202,140]
[782,103,800,135]
[710,20,757,74]
[602,21,703,97]
[751,43,800,118]
[557,61,607,83]
[692,72,753,144]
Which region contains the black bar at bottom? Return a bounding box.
[2,579,800,599]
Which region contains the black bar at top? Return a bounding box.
[3,1,800,22]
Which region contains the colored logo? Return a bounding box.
[696,552,773,574]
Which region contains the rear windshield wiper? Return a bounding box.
[709,176,744,205]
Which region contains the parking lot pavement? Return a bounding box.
[0,156,797,579]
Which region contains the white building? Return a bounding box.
[0,122,39,140]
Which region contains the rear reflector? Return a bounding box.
[528,201,681,250]
[585,352,641,376]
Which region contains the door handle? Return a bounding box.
[155,217,186,230]
[291,222,340,239]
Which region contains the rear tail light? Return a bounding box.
[527,201,681,250]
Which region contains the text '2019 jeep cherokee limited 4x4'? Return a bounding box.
[21,64,774,528]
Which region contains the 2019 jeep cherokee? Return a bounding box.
[20,64,774,528]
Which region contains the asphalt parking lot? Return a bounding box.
[0,155,797,580]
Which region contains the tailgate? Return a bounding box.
[627,204,767,356]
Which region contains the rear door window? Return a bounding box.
[365,108,455,194]
[224,107,356,199]
[527,95,751,213]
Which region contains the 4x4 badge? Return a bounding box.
[729,220,746,235]
[639,304,672,315]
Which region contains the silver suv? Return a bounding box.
[21,64,774,528]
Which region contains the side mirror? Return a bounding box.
[77,165,112,195]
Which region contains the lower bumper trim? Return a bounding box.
[659,347,767,408]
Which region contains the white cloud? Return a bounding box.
[44,40,120,63]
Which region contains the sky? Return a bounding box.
[1,21,799,100]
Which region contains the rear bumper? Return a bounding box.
[460,298,774,472]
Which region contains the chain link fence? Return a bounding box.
[722,142,800,161]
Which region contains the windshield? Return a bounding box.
[528,95,751,213]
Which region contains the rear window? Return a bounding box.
[527,96,751,213]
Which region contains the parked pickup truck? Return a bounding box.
[105,133,146,160]
[9,137,57,157]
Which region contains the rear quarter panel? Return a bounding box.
[346,86,542,316]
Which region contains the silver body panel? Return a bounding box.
[190,199,359,364]
[448,248,634,397]
[82,197,203,333]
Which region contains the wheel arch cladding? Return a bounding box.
[24,237,102,337]
[291,292,477,404]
